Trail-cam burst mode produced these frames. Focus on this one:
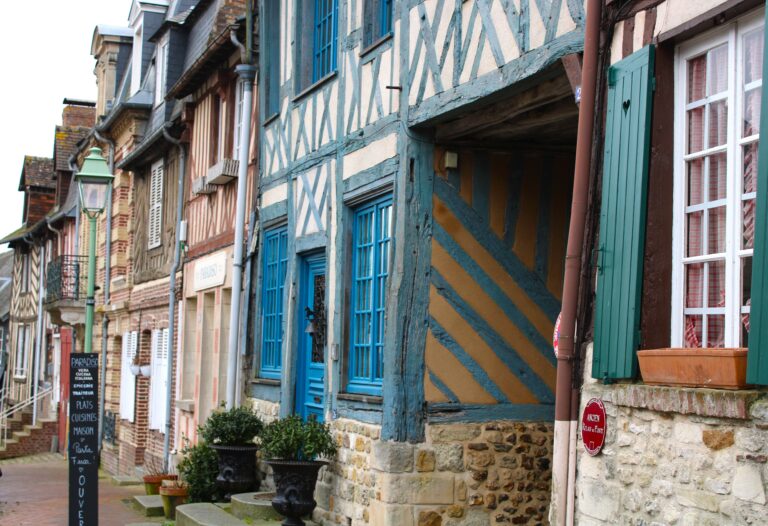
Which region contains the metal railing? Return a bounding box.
[46,255,88,304]
[0,386,53,449]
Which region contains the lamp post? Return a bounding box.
[74,147,114,354]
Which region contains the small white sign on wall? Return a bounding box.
[193,252,227,291]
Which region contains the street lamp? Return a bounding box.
[75,147,114,354]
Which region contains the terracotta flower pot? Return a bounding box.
[142,474,178,495]
[637,348,748,390]
[159,485,189,519]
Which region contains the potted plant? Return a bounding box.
[177,438,222,503]
[637,348,748,389]
[159,478,189,519]
[261,415,337,526]
[142,458,177,495]
[198,406,264,500]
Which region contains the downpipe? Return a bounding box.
[551,1,602,525]
[162,124,186,471]
[31,243,46,425]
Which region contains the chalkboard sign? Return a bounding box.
[69,354,99,526]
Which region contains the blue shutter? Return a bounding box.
[348,195,393,395]
[313,0,338,82]
[592,46,655,381]
[260,227,288,378]
[747,14,768,385]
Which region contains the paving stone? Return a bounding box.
[133,494,165,517]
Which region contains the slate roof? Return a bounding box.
[0,250,13,322]
[18,156,55,191]
[54,126,91,172]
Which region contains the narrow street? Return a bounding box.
[0,454,153,526]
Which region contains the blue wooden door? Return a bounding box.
[295,254,326,421]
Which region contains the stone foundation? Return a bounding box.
[575,379,768,525]
[311,419,553,526]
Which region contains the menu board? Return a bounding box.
[69,354,99,526]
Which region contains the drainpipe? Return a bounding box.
[161,124,186,471]
[225,17,256,409]
[32,243,46,425]
[69,154,80,356]
[93,128,114,451]
[551,1,602,525]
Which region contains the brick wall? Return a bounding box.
[62,105,96,128]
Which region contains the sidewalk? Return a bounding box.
[0,453,159,525]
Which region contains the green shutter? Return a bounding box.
[592,46,655,381]
[747,13,768,386]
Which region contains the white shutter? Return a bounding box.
[148,160,164,249]
[149,329,169,432]
[120,332,137,422]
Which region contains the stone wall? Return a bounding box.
[575,378,768,525]
[311,419,553,526]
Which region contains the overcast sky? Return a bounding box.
[0,1,130,249]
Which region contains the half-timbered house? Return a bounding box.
[247,0,585,523]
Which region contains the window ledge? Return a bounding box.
[360,33,393,60]
[251,377,281,387]
[263,112,279,127]
[584,382,764,420]
[293,72,337,104]
[12,375,27,384]
[338,392,383,405]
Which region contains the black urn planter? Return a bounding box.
[267,460,327,526]
[211,444,260,501]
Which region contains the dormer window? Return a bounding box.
[131,24,143,95]
[154,39,168,106]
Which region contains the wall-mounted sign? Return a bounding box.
[69,354,99,525]
[581,398,606,456]
[193,251,227,291]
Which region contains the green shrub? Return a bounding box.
[260,415,337,461]
[198,406,264,446]
[177,440,220,503]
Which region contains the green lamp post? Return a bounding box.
[75,147,114,355]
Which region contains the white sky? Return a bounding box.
[0,1,130,245]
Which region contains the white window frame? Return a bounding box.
[148,328,169,432]
[233,81,246,161]
[154,38,169,106]
[119,331,138,422]
[148,159,164,249]
[13,324,28,378]
[20,253,29,293]
[131,23,144,95]
[672,10,764,348]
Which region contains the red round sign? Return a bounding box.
[581,398,606,456]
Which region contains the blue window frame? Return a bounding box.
[363,0,392,48]
[260,227,288,378]
[348,195,393,395]
[313,0,338,82]
[379,0,392,37]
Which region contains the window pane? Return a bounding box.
[708,153,727,201]
[744,28,764,85]
[685,263,704,308]
[707,315,726,347]
[742,256,752,307]
[688,54,707,103]
[743,88,761,136]
[743,142,759,194]
[708,260,725,308]
[687,107,705,153]
[686,211,703,257]
[708,100,728,148]
[687,159,704,205]
[708,45,728,95]
[743,199,756,249]
[708,206,726,254]
[684,315,703,348]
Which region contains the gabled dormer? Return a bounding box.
[128,0,170,96]
[91,26,133,119]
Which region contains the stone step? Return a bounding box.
[111,474,142,486]
[230,492,282,521]
[132,494,164,517]
[175,503,249,526]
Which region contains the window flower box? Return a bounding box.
[637,348,748,390]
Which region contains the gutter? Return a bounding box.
[551,1,602,524]
[161,123,186,471]
[93,128,115,451]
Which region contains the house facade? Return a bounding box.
[572,1,768,525]
[247,0,584,524]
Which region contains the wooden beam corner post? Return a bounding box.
[381,131,434,442]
